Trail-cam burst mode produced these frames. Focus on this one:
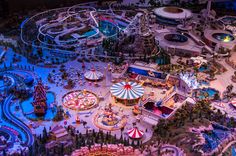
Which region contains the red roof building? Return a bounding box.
[32,80,47,116]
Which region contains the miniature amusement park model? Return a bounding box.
[1,0,236,155]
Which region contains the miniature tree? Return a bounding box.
[61,72,68,80]
[42,127,48,143]
[226,84,233,93]
[92,129,96,138]
[100,130,104,142]
[213,93,220,101]
[3,149,6,156]
[114,134,117,144]
[95,132,99,143]
[106,131,109,142]
[60,143,64,155]
[67,79,74,88]
[82,121,87,128]
[119,134,124,143]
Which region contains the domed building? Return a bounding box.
[153,7,192,25]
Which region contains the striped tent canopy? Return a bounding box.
[127,127,144,139]
[231,100,236,107]
[84,69,103,81]
[110,81,144,100]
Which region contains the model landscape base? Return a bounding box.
[0,0,236,156]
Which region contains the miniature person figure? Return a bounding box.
[82,61,85,69]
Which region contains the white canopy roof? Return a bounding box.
[84,69,103,81]
[110,81,144,100]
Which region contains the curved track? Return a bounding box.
[2,95,34,147]
[20,1,132,58]
[0,126,17,145]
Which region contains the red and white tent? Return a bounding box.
[127,127,144,139]
[231,100,236,107]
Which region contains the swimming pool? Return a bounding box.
[99,20,119,37]
[127,67,167,80]
[199,65,209,72]
[164,34,188,43]
[196,88,219,100]
[221,16,236,25]
[82,29,97,37]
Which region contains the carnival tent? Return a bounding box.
[110,81,144,100]
[127,127,144,139]
[84,69,103,81]
[231,100,236,107]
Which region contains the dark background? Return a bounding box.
[8,0,96,11]
[0,0,235,18]
[0,0,98,17]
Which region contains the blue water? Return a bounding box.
[127,67,167,80]
[82,29,97,37]
[99,20,119,37]
[232,147,236,156]
[21,92,57,120]
[198,88,218,99]
[221,17,236,24]
[0,80,4,86]
[199,65,209,72]
[202,124,230,152]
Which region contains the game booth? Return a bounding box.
[110,81,144,106]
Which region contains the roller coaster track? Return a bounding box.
[2,95,34,147]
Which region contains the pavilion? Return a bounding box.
[84,68,103,81]
[110,81,144,106]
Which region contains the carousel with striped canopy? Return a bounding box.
[84,68,103,81]
[110,81,144,106]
